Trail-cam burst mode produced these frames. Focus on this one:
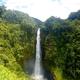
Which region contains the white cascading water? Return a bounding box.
[32,28,47,80]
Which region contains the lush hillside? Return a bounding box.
[41,12,80,80]
[0,5,36,80]
[68,10,80,20]
[0,64,30,80]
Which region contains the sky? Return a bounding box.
[0,0,80,21]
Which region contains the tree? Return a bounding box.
[0,5,6,17]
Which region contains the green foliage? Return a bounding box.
[0,6,36,79]
[52,67,66,80]
[2,9,35,26]
[0,5,6,18]
[0,65,30,80]
[41,15,80,80]
[68,10,80,20]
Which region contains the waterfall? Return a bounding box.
[34,28,42,76]
[32,28,47,80]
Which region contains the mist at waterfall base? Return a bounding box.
[23,28,54,80]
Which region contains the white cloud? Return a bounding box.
[61,0,80,11]
[4,0,80,21]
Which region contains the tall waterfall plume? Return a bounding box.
[32,28,47,80]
